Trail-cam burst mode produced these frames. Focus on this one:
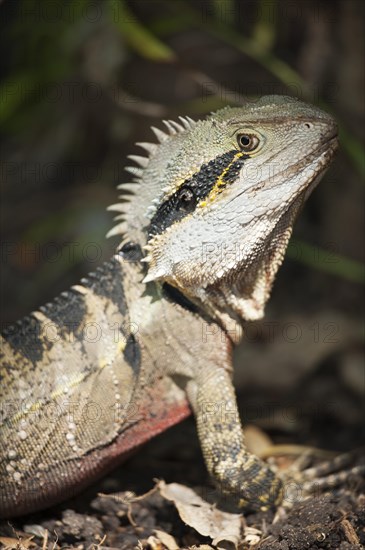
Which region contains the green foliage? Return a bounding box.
[107,0,175,61]
[288,240,365,284]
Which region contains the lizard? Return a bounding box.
[0,95,339,518]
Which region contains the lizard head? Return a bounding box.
[109,96,338,334]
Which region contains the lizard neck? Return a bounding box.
[116,240,238,345]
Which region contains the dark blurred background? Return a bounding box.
[0,0,364,449]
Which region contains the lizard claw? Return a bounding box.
[275,447,365,508]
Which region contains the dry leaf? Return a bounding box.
[242,526,262,546]
[158,481,241,549]
[146,535,165,550]
[153,530,179,550]
[0,536,35,549]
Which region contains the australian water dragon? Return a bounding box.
[0,95,339,517]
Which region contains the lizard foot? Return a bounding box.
[272,447,365,509]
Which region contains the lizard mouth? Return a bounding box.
[302,133,339,202]
[318,133,339,156]
[314,119,339,161]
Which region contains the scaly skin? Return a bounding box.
[0,96,338,517]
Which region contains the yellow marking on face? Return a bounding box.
[199,151,246,208]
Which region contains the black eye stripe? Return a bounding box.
[147,149,248,239]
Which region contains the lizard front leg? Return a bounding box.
[185,364,283,511]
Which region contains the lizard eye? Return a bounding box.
[237,133,260,152]
[177,187,196,212]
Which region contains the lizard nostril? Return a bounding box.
[304,122,313,129]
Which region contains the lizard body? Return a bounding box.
[0,96,338,517]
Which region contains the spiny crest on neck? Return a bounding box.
[106,115,197,247]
